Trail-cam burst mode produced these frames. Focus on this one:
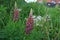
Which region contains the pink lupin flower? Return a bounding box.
[26,8,34,34]
[13,2,19,21]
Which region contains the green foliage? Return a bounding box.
[0,0,60,40]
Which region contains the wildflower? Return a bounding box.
[35,16,42,26]
[25,15,36,23]
[46,15,51,21]
[26,8,34,34]
[32,15,36,19]
[18,9,22,11]
[25,0,37,3]
[13,2,19,21]
[36,16,42,21]
[25,15,42,27]
[33,15,42,23]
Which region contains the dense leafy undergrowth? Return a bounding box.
[0,0,60,40]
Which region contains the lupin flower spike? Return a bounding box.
[15,1,17,9]
[13,1,19,21]
[29,8,33,17]
[26,8,34,34]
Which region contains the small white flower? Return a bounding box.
[25,0,37,3]
[18,9,22,11]
[36,23,39,26]
[34,15,42,26]
[46,15,50,19]
[32,15,36,19]
[36,16,42,21]
[48,4,51,6]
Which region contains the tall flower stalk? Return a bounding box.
[13,2,19,21]
[26,8,34,34]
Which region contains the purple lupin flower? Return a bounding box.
[26,8,34,34]
[13,2,19,21]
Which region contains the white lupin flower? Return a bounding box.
[18,9,22,11]
[36,16,42,21]
[32,15,36,19]
[25,0,37,3]
[33,15,42,26]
